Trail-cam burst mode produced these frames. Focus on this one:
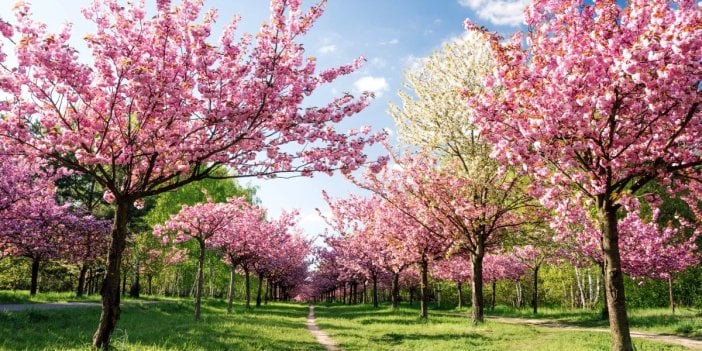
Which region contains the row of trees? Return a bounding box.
[305,2,701,351]
[0,0,387,348]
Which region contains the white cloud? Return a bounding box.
[354,76,389,97]
[458,0,530,27]
[318,44,337,54]
[402,54,427,72]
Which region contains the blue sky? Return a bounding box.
[10,0,531,242]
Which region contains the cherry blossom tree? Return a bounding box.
[354,152,537,322]
[512,245,551,314]
[433,254,472,309]
[154,197,242,321]
[0,0,385,347]
[62,212,112,297]
[467,0,701,348]
[208,198,268,312]
[334,186,450,318]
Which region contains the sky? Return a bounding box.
[6,0,531,243]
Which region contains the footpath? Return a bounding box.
[307,305,342,351]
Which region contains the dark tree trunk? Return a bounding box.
[491,280,496,311]
[419,258,429,319]
[227,263,235,314]
[600,263,608,319]
[471,251,485,324]
[76,263,88,297]
[256,272,264,307]
[391,272,400,310]
[264,279,270,305]
[29,257,40,296]
[599,200,633,351]
[244,266,251,309]
[372,275,379,308]
[532,265,540,315]
[92,200,131,350]
[86,268,93,296]
[194,238,206,321]
[457,282,463,309]
[668,276,675,314]
[129,258,140,298]
[147,275,153,295]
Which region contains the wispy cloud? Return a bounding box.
[354,76,389,97]
[402,54,426,72]
[379,38,400,46]
[458,0,530,27]
[318,44,337,54]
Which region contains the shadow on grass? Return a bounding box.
[0,300,325,350]
[373,331,487,345]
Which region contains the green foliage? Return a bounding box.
[144,167,256,226]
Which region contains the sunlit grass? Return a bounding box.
[483,305,702,338]
[313,303,692,351]
[0,298,324,350]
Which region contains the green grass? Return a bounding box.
[0,298,325,350]
[0,290,101,304]
[313,303,692,351]
[483,305,702,339]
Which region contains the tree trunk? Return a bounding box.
[147,275,153,296]
[470,251,485,324]
[76,263,89,297]
[29,257,40,296]
[92,200,131,350]
[418,259,429,319]
[515,280,523,308]
[599,202,633,351]
[491,280,496,311]
[532,265,540,315]
[244,266,251,309]
[372,275,379,308]
[129,257,140,298]
[256,272,264,307]
[391,272,400,310]
[457,282,463,309]
[668,276,675,314]
[194,238,206,321]
[227,263,235,314]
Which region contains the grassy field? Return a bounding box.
[0,297,324,351]
[314,303,696,351]
[0,290,104,304]
[485,305,702,339]
[1,291,700,350]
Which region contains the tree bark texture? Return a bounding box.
[599,201,633,351]
[92,200,130,350]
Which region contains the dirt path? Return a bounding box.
[492,317,702,350]
[307,305,342,351]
